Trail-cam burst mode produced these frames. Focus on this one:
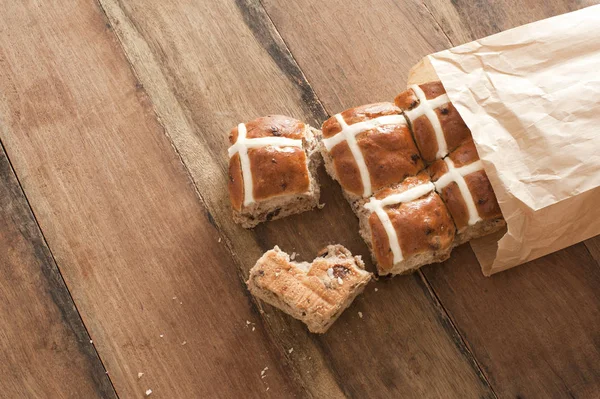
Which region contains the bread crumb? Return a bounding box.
[288,348,293,354]
[266,387,270,391]
[318,203,325,209]
[246,320,251,325]
[89,340,93,344]
[138,372,144,379]
[337,277,343,285]
[290,252,297,260]
[218,237,222,243]
[358,311,363,319]
[172,296,177,300]
[252,327,255,331]
[159,334,164,338]
[261,366,268,376]
[181,341,187,345]
[374,288,378,292]
[179,302,183,305]
[145,389,152,396]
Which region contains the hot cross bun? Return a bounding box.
[228,115,321,228]
[319,102,423,205]
[356,172,456,275]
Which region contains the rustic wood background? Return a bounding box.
[1,0,599,398]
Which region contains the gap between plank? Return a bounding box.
[418,269,499,398]
[419,0,455,47]
[0,139,119,399]
[582,240,600,269]
[252,0,331,120]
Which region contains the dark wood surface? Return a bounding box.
[0,0,598,398]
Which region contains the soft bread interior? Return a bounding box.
[247,245,371,333]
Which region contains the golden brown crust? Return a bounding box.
[358,124,423,190]
[464,171,503,220]
[420,81,446,100]
[411,116,438,163]
[367,173,455,272]
[369,214,393,269]
[427,156,448,182]
[438,182,470,230]
[394,81,445,110]
[230,115,306,143]
[341,102,399,125]
[330,141,364,195]
[321,116,342,139]
[228,153,244,211]
[246,246,372,333]
[447,139,479,167]
[228,115,312,210]
[372,172,430,200]
[248,147,309,201]
[394,88,418,110]
[394,82,472,163]
[436,103,472,155]
[321,103,423,196]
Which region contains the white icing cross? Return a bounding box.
[364,182,435,264]
[228,123,303,206]
[322,114,407,197]
[433,158,484,226]
[405,85,450,159]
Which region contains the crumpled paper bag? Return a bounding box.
[425,5,600,275]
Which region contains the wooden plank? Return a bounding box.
[97,0,494,396]
[0,144,116,398]
[423,245,600,398]
[0,1,307,398]
[261,0,600,397]
[422,0,595,46]
[260,0,453,113]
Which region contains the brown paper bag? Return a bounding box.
[408,5,600,275]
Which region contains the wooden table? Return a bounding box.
[1,1,599,398]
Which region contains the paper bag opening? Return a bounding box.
[412,5,600,275]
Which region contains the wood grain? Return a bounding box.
[260,0,453,114]
[261,0,600,397]
[423,244,600,398]
[0,1,307,397]
[97,0,494,396]
[0,144,115,398]
[423,0,600,47]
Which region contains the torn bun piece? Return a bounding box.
[247,245,372,334]
[395,81,472,164]
[356,172,456,276]
[228,115,321,228]
[319,102,424,207]
[428,140,505,246]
